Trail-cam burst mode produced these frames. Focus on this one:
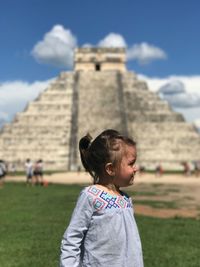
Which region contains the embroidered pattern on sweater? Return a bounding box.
[87,186,132,211]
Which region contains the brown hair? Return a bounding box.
[79,129,136,183]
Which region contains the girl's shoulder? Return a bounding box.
[82,185,132,211]
[83,184,105,196]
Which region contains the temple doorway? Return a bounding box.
[95,63,101,71]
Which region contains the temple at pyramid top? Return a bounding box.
[74,47,127,72]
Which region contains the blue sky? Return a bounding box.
[0,0,200,128]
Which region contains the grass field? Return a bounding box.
[0,182,200,267]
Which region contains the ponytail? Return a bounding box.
[79,134,95,180]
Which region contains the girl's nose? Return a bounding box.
[133,165,139,172]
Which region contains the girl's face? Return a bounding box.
[114,145,137,187]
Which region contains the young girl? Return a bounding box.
[60,129,144,267]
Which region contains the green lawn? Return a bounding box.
[0,183,200,267]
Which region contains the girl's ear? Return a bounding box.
[105,163,115,176]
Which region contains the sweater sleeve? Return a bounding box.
[60,189,93,267]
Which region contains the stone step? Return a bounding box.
[127,111,184,122]
[133,127,198,137]
[41,88,72,94]
[2,135,70,143]
[15,113,71,121]
[10,121,71,127]
[0,138,70,145]
[125,99,170,111]
[137,142,200,151]
[0,135,70,144]
[0,127,69,134]
[0,145,70,153]
[27,103,72,113]
[122,79,149,90]
[29,101,72,107]
[135,131,199,139]
[135,135,199,143]
[47,85,73,92]
[130,122,195,131]
[138,147,200,157]
[79,72,117,83]
[47,75,74,88]
[0,149,70,157]
[138,150,200,162]
[124,90,161,101]
[0,147,69,156]
[1,125,69,134]
[80,82,117,88]
[59,71,75,78]
[38,92,73,101]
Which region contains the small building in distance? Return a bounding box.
[74,47,126,72]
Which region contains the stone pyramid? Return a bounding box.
[0,47,200,171]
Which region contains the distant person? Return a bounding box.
[60,129,144,267]
[155,163,163,177]
[0,160,7,188]
[139,165,145,175]
[10,163,16,175]
[33,159,44,185]
[25,159,33,185]
[193,160,200,177]
[182,161,191,176]
[77,165,81,174]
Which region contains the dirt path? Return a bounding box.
[130,183,200,218]
[6,171,200,185]
[6,172,200,218]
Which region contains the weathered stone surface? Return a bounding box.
[0,72,74,170]
[0,48,200,171]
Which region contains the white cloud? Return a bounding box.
[139,74,200,123]
[31,27,166,67]
[158,80,185,95]
[161,92,200,108]
[158,80,200,108]
[170,75,200,94]
[98,34,166,64]
[0,112,9,128]
[0,111,9,122]
[0,79,53,123]
[98,33,127,47]
[139,74,200,94]
[31,25,77,68]
[82,43,93,48]
[127,42,167,64]
[175,106,200,125]
[194,119,200,131]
